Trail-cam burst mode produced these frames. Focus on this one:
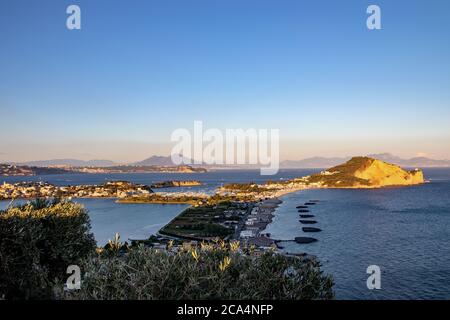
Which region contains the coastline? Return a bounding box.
[1,161,428,248]
[116,199,196,205]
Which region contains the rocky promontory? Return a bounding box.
[307,156,424,188]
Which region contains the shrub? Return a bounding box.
[65,241,334,300]
[0,200,335,300]
[0,199,96,299]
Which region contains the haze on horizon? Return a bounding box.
[1,0,450,163]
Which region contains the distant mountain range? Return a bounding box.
[281,157,350,169]
[132,155,203,167]
[133,153,450,168]
[6,153,450,168]
[281,153,450,168]
[133,155,180,166]
[12,156,194,168]
[14,159,116,167]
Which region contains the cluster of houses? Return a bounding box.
[0,182,56,199]
[220,202,251,229]
[264,177,324,194]
[0,164,34,176]
[0,181,152,200]
[238,199,282,248]
[219,177,324,201]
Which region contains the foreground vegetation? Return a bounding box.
[0,199,95,299]
[65,239,334,300]
[0,200,334,300]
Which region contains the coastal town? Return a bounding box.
[0,181,153,200]
[0,178,285,249]
[0,164,69,176]
[75,165,207,174]
[0,180,207,201]
[0,163,207,176]
[1,157,426,251]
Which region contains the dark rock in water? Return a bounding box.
[294,237,318,244]
[305,202,316,205]
[298,209,310,213]
[296,205,308,209]
[302,227,322,233]
[299,220,317,224]
[299,214,315,218]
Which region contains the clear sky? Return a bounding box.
[1,0,450,162]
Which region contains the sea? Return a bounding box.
[1,168,449,300]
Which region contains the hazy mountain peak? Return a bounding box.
[133,155,194,166]
[281,154,450,168]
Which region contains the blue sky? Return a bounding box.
[1,0,449,162]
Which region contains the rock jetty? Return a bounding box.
[302,227,322,233]
[299,220,317,224]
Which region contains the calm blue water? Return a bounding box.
[266,168,450,299]
[1,168,450,299]
[0,170,314,246]
[75,199,189,246]
[0,169,317,194]
[0,198,188,246]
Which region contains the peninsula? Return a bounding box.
[0,163,207,176]
[0,164,70,176]
[220,156,425,199]
[306,157,424,188]
[1,157,425,244]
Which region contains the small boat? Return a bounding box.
[298,209,310,213]
[304,202,316,205]
[299,214,315,218]
[296,205,308,209]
